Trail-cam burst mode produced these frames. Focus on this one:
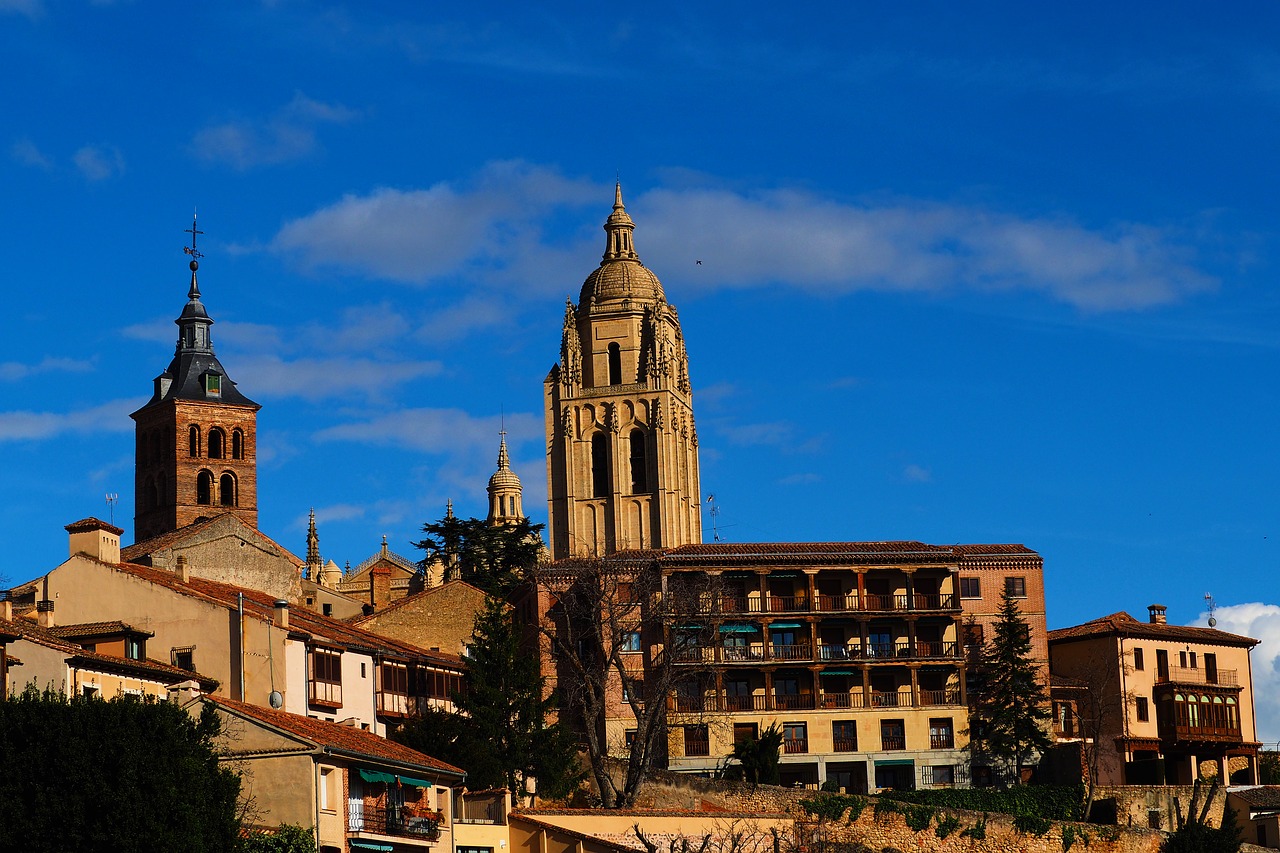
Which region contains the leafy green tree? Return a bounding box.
[241,824,318,853]
[967,586,1051,784]
[394,596,582,800]
[1259,751,1280,785]
[0,687,241,853]
[722,723,784,785]
[413,514,544,598]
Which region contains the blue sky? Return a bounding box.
[3,4,1279,736]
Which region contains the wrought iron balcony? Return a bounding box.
[348,804,441,840]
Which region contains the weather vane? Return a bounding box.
[183,212,204,266]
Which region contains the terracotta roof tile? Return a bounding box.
[65,517,124,536]
[47,621,152,639]
[1231,786,1280,809]
[207,695,464,777]
[1048,611,1257,647]
[352,580,491,626]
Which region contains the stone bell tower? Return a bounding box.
[131,218,260,541]
[544,184,701,558]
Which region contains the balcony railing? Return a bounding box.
[348,804,441,840]
[833,737,858,752]
[673,641,962,665]
[881,734,906,751]
[712,592,958,615]
[770,643,812,661]
[724,693,770,712]
[930,734,955,750]
[1158,667,1239,686]
[821,691,867,710]
[783,737,809,754]
[774,693,816,711]
[871,689,912,708]
[309,679,342,708]
[377,691,409,716]
[669,687,963,713]
[684,737,710,756]
[919,688,962,706]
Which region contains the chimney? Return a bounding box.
[37,576,54,629]
[167,678,203,706]
[371,565,392,610]
[1148,604,1167,625]
[176,555,190,583]
[273,599,289,630]
[65,518,123,565]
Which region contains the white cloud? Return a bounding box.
[73,144,125,181]
[190,92,359,170]
[234,354,442,403]
[0,0,40,17]
[1190,603,1280,743]
[10,138,51,169]
[269,163,1214,312]
[903,463,932,483]
[315,408,540,455]
[0,399,141,442]
[0,356,93,382]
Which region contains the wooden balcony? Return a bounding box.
[712,592,958,616]
[670,687,961,713]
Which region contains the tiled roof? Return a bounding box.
[65,517,124,536]
[107,558,465,668]
[0,616,218,689]
[1048,612,1257,647]
[351,547,419,577]
[47,621,152,639]
[1230,786,1280,809]
[121,513,303,568]
[207,695,465,777]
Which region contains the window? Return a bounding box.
[124,637,142,660]
[232,429,244,460]
[833,720,857,752]
[196,470,213,505]
[624,729,637,749]
[622,678,643,704]
[361,662,367,678]
[959,577,981,599]
[628,429,649,494]
[1134,647,1144,671]
[204,373,221,397]
[733,722,758,744]
[219,473,236,506]
[188,425,201,457]
[82,685,100,699]
[1004,576,1026,598]
[208,428,225,459]
[322,603,332,617]
[963,622,985,656]
[607,342,622,385]
[929,718,954,750]
[620,631,642,652]
[783,722,808,754]
[1189,652,1197,669]
[684,725,709,757]
[1136,696,1149,722]
[1179,651,1187,669]
[926,765,955,788]
[171,647,195,671]
[880,719,906,751]
[591,433,610,498]
[310,649,343,707]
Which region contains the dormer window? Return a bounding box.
[204,373,222,398]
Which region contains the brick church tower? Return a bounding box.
[131,221,260,541]
[544,185,702,558]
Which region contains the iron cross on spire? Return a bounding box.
[183,213,204,264]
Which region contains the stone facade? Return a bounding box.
[544,185,701,559]
[353,580,490,657]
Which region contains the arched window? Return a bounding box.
[608,342,622,385]
[196,471,213,505]
[189,426,201,458]
[143,476,155,511]
[219,473,237,507]
[629,428,649,494]
[591,433,610,498]
[152,429,164,463]
[232,429,244,460]
[156,472,165,507]
[208,428,225,459]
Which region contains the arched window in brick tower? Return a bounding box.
[196,470,213,505]
[629,428,649,494]
[608,342,622,385]
[232,429,244,460]
[591,433,610,498]
[208,428,225,460]
[143,476,155,511]
[219,473,237,507]
[188,425,201,458]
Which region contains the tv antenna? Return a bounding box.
[707,494,722,542]
[1204,592,1217,628]
[105,493,119,525]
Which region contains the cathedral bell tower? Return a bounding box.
[544,184,702,558]
[131,218,261,541]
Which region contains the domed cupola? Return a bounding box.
[486,432,524,526]
[579,183,665,308]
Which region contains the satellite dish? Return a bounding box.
[269,691,284,709]
[1208,616,1217,628]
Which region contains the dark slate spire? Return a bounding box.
[135,216,258,412]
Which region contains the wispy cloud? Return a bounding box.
[271,162,1215,312]
[0,356,94,382]
[190,92,360,170]
[902,463,932,483]
[0,399,141,442]
[1192,603,1280,742]
[315,408,540,455]
[234,354,442,404]
[11,138,51,169]
[0,0,40,18]
[73,144,125,181]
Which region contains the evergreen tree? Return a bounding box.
[0,687,241,853]
[413,514,544,598]
[394,596,581,800]
[967,586,1051,783]
[722,723,784,785]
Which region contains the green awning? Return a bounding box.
[874,759,915,767]
[358,768,434,789]
[820,670,854,676]
[350,842,395,852]
[676,624,704,630]
[769,622,803,629]
[719,625,757,633]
